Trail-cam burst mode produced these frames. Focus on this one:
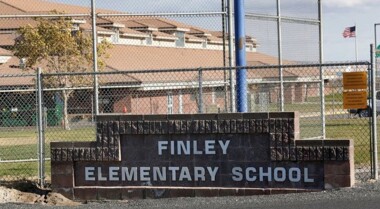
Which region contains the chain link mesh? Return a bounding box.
[40,62,372,180]
[323,63,372,180]
[0,74,39,181]
[0,0,375,185]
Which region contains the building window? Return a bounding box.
[111,31,120,43]
[175,31,185,47]
[146,33,153,45]
[212,88,216,104]
[167,92,173,114]
[215,87,225,99]
[178,90,183,114]
[202,38,207,48]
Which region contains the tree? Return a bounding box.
[13,15,111,130]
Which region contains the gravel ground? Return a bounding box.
[1,180,380,209]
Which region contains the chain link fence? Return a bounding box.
[0,67,375,183]
[0,74,39,181]
[0,0,376,186]
[246,0,321,63]
[37,62,373,182]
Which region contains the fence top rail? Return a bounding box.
[0,74,36,78]
[98,11,227,18]
[0,14,91,19]
[0,11,225,20]
[41,61,371,77]
[245,12,320,25]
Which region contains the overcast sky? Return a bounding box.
[323,0,380,62]
[50,0,380,62]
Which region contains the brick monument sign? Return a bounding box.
[51,112,354,200]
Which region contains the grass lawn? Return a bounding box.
[261,93,345,114]
[45,126,95,142]
[326,118,371,165]
[0,126,95,142]
[0,144,37,161]
[299,117,372,164]
[0,117,375,179]
[0,128,36,139]
[0,161,51,179]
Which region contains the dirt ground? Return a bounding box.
[0,181,80,206]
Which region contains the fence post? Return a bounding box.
[222,0,228,112]
[234,0,247,112]
[91,0,99,116]
[37,67,45,188]
[198,68,204,113]
[370,44,378,179]
[228,0,236,113]
[276,0,284,112]
[318,0,326,139]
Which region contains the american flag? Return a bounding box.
[343,26,356,38]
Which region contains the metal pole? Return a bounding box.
[234,0,247,112]
[91,0,99,116]
[318,0,326,138]
[277,0,284,112]
[370,42,374,176]
[198,68,204,113]
[376,23,379,74]
[228,0,236,113]
[37,67,45,188]
[222,0,227,67]
[91,96,94,122]
[376,24,378,55]
[371,44,378,179]
[222,0,228,112]
[355,23,358,62]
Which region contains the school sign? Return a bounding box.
[51,113,354,200]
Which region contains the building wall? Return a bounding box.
[63,81,334,116]
[112,88,227,115]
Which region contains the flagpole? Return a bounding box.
[355,23,358,62]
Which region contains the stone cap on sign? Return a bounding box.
[295,139,353,147]
[96,112,299,122]
[95,112,299,137]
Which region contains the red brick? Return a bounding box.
[98,188,122,200]
[167,189,195,198]
[51,174,74,188]
[74,188,98,200]
[243,189,268,196]
[194,189,219,197]
[324,161,351,175]
[145,188,170,199]
[51,142,73,149]
[218,188,239,197]
[269,189,298,195]
[297,189,322,193]
[325,175,353,188]
[53,188,74,200]
[72,142,95,147]
[121,189,144,200]
[51,162,73,175]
